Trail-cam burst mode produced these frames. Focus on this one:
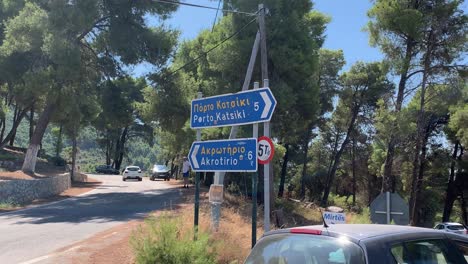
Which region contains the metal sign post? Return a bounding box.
[194,92,202,239]
[370,192,409,225]
[252,82,259,248]
[258,3,271,233]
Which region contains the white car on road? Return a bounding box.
[434,222,467,235]
[122,166,143,181]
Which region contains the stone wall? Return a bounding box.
[0,174,71,205]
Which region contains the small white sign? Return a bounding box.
[209,184,224,204]
[323,212,346,224]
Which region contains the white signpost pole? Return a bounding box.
[258,3,271,233]
[263,79,270,232]
[252,82,259,248]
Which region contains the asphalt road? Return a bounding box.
[0,174,181,264]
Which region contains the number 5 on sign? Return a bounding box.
[258,136,275,165]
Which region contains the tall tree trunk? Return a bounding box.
[29,104,35,141]
[367,169,373,206]
[114,126,128,170]
[0,108,29,148]
[0,119,5,143]
[382,39,415,193]
[8,105,19,146]
[71,132,77,181]
[105,132,111,165]
[412,127,430,226]
[300,129,313,199]
[55,124,63,158]
[442,141,459,222]
[461,191,468,226]
[321,108,359,206]
[409,35,432,225]
[170,155,177,177]
[22,101,56,174]
[278,143,290,198]
[351,136,357,206]
[113,139,120,169]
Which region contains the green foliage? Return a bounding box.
[131,215,216,264]
[0,151,15,161]
[0,201,18,210]
[328,194,350,209]
[348,207,371,224]
[449,104,468,146]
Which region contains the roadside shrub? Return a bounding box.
[0,199,19,209]
[131,215,216,264]
[328,193,350,209]
[348,207,371,224]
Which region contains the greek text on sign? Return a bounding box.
[191,88,277,128]
[189,138,257,172]
[323,212,346,225]
[258,136,275,165]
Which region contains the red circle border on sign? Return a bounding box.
[258,136,275,165]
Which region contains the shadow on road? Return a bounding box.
[2,188,181,225]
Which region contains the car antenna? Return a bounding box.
[321,209,329,228]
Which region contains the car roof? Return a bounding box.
[126,166,140,168]
[441,222,464,226]
[265,224,438,241]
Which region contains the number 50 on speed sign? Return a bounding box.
[258,136,275,165]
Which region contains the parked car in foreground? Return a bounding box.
[151,164,170,181]
[434,222,468,235]
[122,166,142,181]
[245,224,468,264]
[95,165,119,175]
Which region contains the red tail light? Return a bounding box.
[290,228,322,235]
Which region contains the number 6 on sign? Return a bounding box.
[257,136,275,165]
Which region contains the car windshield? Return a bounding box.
[154,165,168,171]
[245,233,365,264]
[447,225,465,231]
[127,167,140,171]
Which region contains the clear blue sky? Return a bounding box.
[172,0,384,68]
[134,1,385,76]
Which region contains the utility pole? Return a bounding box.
[258,3,271,232]
[210,32,261,230]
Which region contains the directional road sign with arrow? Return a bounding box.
[188,138,257,172]
[191,88,276,129]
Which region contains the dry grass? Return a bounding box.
[149,187,262,263]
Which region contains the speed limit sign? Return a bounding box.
[258,136,275,164]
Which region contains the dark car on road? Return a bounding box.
[150,165,170,181]
[245,224,468,264]
[95,165,120,175]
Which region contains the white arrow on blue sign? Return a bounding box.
[191,87,276,129]
[188,138,257,172]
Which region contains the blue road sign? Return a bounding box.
[191,87,276,128]
[188,138,257,172]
